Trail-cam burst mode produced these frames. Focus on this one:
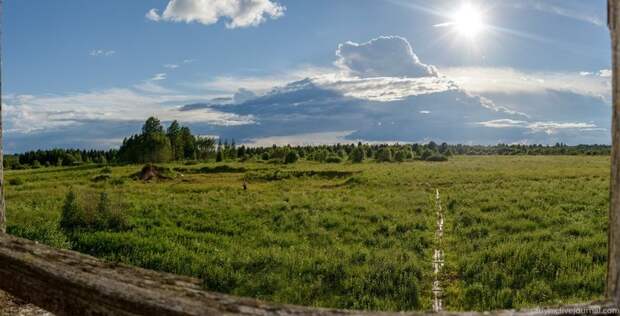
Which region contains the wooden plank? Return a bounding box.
[610,0,620,305]
[0,0,5,234]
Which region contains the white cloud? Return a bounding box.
[133,81,177,94]
[599,69,612,78]
[146,9,161,21]
[442,67,611,100]
[147,0,285,29]
[90,50,116,57]
[313,74,458,102]
[151,73,167,81]
[164,64,180,69]
[193,66,331,94]
[3,87,254,134]
[335,36,438,78]
[478,119,599,135]
[242,131,356,147]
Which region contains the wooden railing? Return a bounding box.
[1,1,620,315]
[0,233,616,316]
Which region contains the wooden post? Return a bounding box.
[609,0,620,304]
[0,0,5,234]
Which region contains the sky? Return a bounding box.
[2,0,613,152]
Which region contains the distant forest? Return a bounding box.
[4,117,611,170]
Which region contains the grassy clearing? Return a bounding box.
[4,156,609,311]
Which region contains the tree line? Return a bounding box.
[3,117,612,169]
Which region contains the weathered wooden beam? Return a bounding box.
[0,0,6,234]
[610,0,620,305]
[0,233,615,316]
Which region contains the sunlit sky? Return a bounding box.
[3,0,612,152]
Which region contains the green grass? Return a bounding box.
[4,156,609,311]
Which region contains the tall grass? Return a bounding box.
[3,156,609,311]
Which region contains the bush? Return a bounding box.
[325,155,343,163]
[425,154,448,162]
[95,192,127,231]
[420,150,433,161]
[9,178,24,186]
[349,147,366,163]
[522,281,554,304]
[92,174,111,182]
[60,190,128,234]
[32,160,42,169]
[394,150,407,162]
[100,166,113,174]
[261,152,270,161]
[60,191,86,233]
[376,147,393,163]
[284,151,300,164]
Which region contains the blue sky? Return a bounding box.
[2,0,613,152]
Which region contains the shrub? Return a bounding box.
[32,160,42,169]
[376,147,393,162]
[325,155,343,163]
[60,191,86,233]
[394,150,407,162]
[92,174,111,182]
[420,150,433,161]
[9,178,24,186]
[284,151,300,164]
[522,281,554,304]
[425,154,448,162]
[349,147,366,163]
[261,152,270,161]
[100,166,113,174]
[94,192,127,231]
[60,190,128,234]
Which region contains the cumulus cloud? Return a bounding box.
[146,0,285,28]
[335,36,438,78]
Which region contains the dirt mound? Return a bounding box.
[132,164,176,181]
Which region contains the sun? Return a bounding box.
[451,3,485,39]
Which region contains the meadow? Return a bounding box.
[4,156,609,311]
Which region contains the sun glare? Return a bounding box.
[452,3,485,39]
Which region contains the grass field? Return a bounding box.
[4,156,609,311]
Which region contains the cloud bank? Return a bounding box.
[146,0,285,28]
[5,36,611,152]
